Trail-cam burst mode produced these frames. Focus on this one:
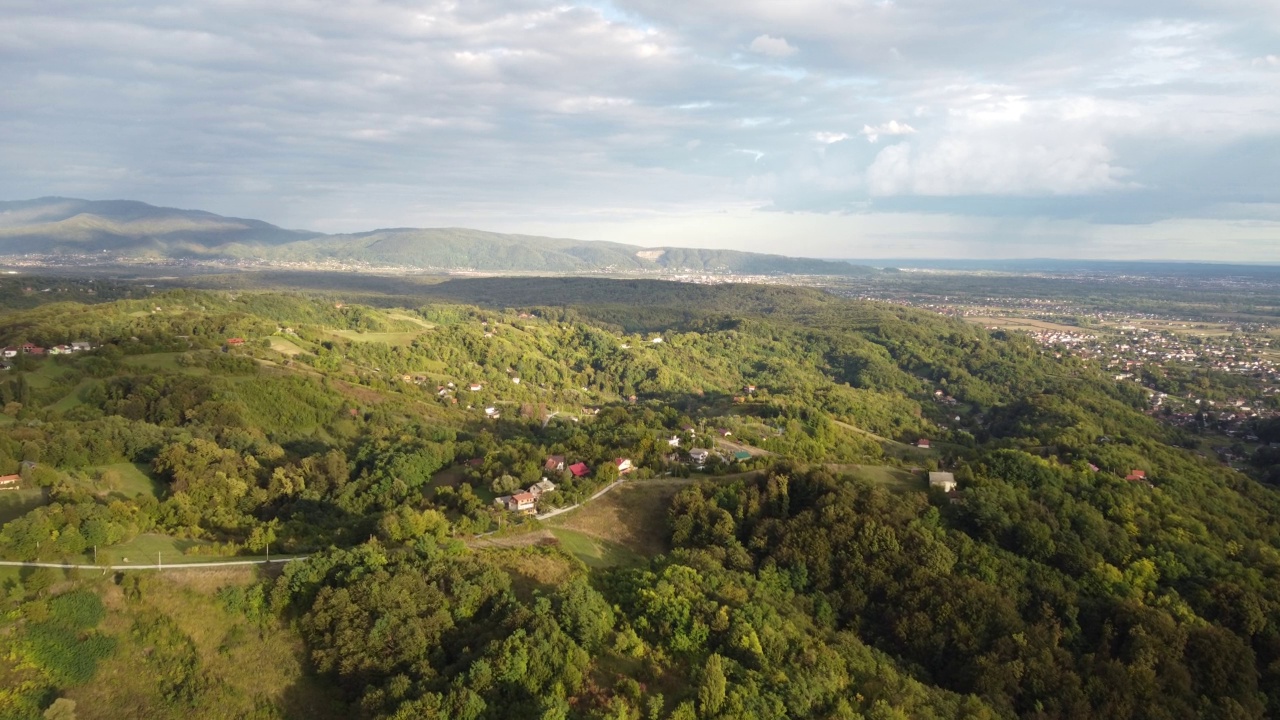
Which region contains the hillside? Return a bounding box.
[0,197,872,276]
[0,276,1278,719]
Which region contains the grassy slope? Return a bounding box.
[67,568,347,720]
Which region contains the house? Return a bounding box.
[928,471,957,493]
[1088,463,1099,472]
[469,383,483,391]
[732,451,752,463]
[0,474,20,490]
[71,341,93,352]
[717,428,732,437]
[511,377,520,384]
[745,385,756,393]
[544,455,566,472]
[667,435,681,447]
[529,478,557,498]
[484,407,499,419]
[49,345,72,355]
[681,425,697,436]
[917,438,931,449]
[21,343,45,356]
[614,458,633,474]
[465,457,485,468]
[689,448,711,466]
[225,337,245,346]
[628,395,638,404]
[651,337,664,344]
[1,347,16,358]
[504,492,537,513]
[1125,470,1146,481]
[568,462,591,478]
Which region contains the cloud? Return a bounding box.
[0,0,1277,259]
[748,34,797,57]
[860,120,916,143]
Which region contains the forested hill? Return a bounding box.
[0,197,873,275]
[0,276,1278,719]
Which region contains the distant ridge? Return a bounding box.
[0,197,873,276]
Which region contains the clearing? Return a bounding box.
[99,533,218,566]
[826,464,921,492]
[89,462,162,499]
[331,328,424,346]
[68,567,348,720]
[547,476,743,559]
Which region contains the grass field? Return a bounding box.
[90,462,162,499]
[68,568,348,720]
[0,488,45,524]
[331,329,424,346]
[386,312,436,329]
[547,478,710,559]
[549,528,646,569]
[98,534,218,566]
[48,378,95,412]
[121,353,206,374]
[268,337,309,356]
[828,464,921,491]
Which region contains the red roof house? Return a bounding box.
[917,438,931,449]
[544,455,566,472]
[568,462,590,478]
[1125,470,1146,481]
[614,458,633,474]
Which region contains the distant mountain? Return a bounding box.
[0,197,316,255]
[0,197,873,276]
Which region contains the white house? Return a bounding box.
[928,472,957,493]
[689,448,711,467]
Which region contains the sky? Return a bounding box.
[2,0,1279,261]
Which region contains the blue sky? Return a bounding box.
[2,0,1279,260]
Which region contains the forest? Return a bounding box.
[0,274,1277,719]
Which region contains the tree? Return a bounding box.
[698,654,727,717]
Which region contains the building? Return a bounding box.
[614,458,633,474]
[528,478,557,498]
[469,383,483,391]
[0,474,20,491]
[225,337,245,346]
[732,451,752,463]
[1125,470,1147,481]
[568,462,590,478]
[667,435,681,447]
[928,471,957,493]
[545,456,566,472]
[503,492,537,513]
[917,438,931,449]
[689,448,711,466]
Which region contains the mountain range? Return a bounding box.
[0,197,871,276]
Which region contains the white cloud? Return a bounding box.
[1255,54,1280,67]
[748,34,797,57]
[813,131,849,144]
[867,136,1128,197]
[861,120,916,143]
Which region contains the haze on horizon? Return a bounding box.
[2,0,1279,262]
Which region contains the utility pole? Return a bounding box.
[93,545,97,565]
[158,551,161,571]
[266,542,270,563]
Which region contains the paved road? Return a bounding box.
[0,557,308,571]
[534,477,628,521]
